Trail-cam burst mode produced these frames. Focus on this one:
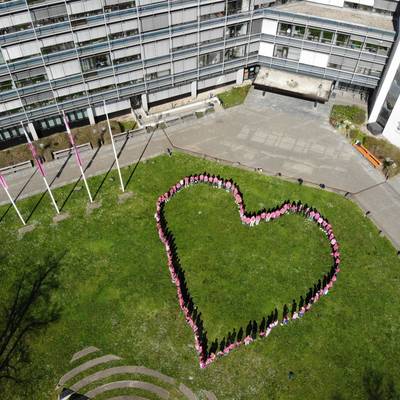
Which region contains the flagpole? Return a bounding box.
[62,111,93,203]
[20,123,60,214]
[0,175,26,225]
[104,101,124,192]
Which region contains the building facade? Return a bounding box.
[0,0,399,149]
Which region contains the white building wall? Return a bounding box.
[369,37,400,123]
[259,42,274,57]
[307,0,344,6]
[299,50,329,68]
[382,96,400,147]
[261,19,278,35]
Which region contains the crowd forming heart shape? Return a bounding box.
[155,173,341,368]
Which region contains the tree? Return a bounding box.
[0,253,64,384]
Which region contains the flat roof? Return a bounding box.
[254,67,333,101]
[275,2,395,32]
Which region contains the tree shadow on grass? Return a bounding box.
[330,368,399,400]
[0,252,65,387]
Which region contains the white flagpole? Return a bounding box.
[62,111,93,203]
[21,123,60,214]
[103,101,124,192]
[0,175,26,225]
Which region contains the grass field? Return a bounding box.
[217,85,251,108]
[0,152,399,399]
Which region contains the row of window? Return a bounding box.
[0,108,90,142]
[273,44,384,77]
[343,1,396,16]
[277,23,390,55]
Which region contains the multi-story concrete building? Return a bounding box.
[0,0,399,149]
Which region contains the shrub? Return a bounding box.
[330,105,366,127]
[349,128,366,144]
[217,85,251,109]
[118,119,137,132]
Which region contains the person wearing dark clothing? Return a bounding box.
[291,299,297,317]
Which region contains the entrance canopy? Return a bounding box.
[254,67,333,102]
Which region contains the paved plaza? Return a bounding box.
[1,88,400,248]
[168,89,384,193]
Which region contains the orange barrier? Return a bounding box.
[353,142,382,168]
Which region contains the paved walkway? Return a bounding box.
[84,380,170,399]
[1,88,399,248]
[71,366,176,391]
[58,354,121,387]
[58,347,216,399]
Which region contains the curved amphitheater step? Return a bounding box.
[108,397,149,400]
[71,366,175,392]
[178,383,196,400]
[70,346,100,363]
[58,354,121,387]
[204,390,218,400]
[57,347,218,400]
[84,380,170,399]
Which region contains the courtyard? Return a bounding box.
[0,151,399,399]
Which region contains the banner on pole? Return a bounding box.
[28,142,46,177]
[0,175,8,189]
[62,113,83,167]
[21,123,47,177]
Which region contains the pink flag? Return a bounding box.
[63,113,83,167]
[0,175,8,189]
[27,142,46,177]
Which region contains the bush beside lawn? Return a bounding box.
[217,85,251,109]
[330,105,400,177]
[0,152,399,399]
[329,105,366,127]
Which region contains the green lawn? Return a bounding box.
[0,152,399,399]
[217,85,251,108]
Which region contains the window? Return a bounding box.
[364,42,389,55]
[227,0,244,15]
[145,69,170,81]
[350,40,362,49]
[278,23,292,36]
[0,23,32,36]
[69,10,102,20]
[321,31,334,44]
[109,28,138,41]
[30,4,68,27]
[89,84,116,94]
[80,54,111,72]
[0,127,24,142]
[13,67,48,88]
[336,34,350,47]
[307,28,321,42]
[113,53,141,65]
[225,45,246,61]
[293,25,305,38]
[104,1,136,13]
[41,41,75,55]
[199,50,223,67]
[274,45,288,59]
[356,61,383,77]
[226,23,247,38]
[0,79,13,92]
